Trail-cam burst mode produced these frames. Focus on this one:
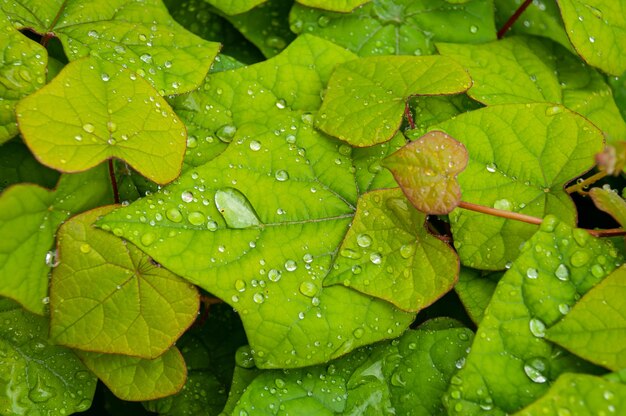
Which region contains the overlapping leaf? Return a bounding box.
[514,373,626,415]
[444,216,623,414]
[99,35,416,369]
[77,347,187,401]
[232,321,474,415]
[1,0,219,95]
[558,0,626,75]
[324,188,459,312]
[546,264,626,371]
[432,103,604,270]
[0,166,111,314]
[0,140,59,192]
[454,268,501,325]
[290,0,496,56]
[17,57,186,184]
[50,206,199,358]
[0,298,97,415]
[384,131,468,214]
[316,55,471,147]
[437,36,626,144]
[352,132,405,194]
[589,187,626,227]
[0,11,47,143]
[205,0,267,15]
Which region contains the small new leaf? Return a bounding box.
[589,187,626,227]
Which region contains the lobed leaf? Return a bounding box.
[1,0,219,95]
[77,347,187,401]
[384,130,468,214]
[0,166,111,314]
[17,57,186,184]
[0,298,97,415]
[0,11,47,144]
[558,0,626,75]
[324,188,459,312]
[99,35,416,369]
[546,264,626,371]
[444,216,623,414]
[316,56,471,147]
[290,0,496,56]
[433,103,603,270]
[437,36,626,144]
[589,187,626,227]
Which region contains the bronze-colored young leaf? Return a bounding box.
[383,131,468,214]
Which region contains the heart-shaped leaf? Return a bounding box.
[316,56,471,147]
[384,130,468,214]
[17,57,186,184]
[50,206,199,358]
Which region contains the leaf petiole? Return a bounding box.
[565,171,607,194]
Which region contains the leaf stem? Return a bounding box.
[458,201,543,225]
[108,159,120,204]
[41,0,68,46]
[404,103,415,130]
[497,0,533,39]
[587,228,626,237]
[565,171,607,194]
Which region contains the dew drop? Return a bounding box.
[545,105,563,116]
[207,220,218,231]
[79,243,91,253]
[285,260,297,271]
[529,318,546,338]
[570,250,590,267]
[485,162,497,173]
[216,124,237,143]
[370,252,383,265]
[275,99,286,109]
[166,207,183,222]
[399,244,415,259]
[555,264,569,281]
[493,199,512,211]
[526,268,538,279]
[140,232,156,246]
[235,280,246,292]
[82,123,95,133]
[140,53,152,63]
[100,73,110,82]
[28,376,56,403]
[253,293,264,304]
[340,248,361,259]
[353,327,364,339]
[299,281,317,297]
[469,25,478,33]
[181,191,194,203]
[214,188,261,229]
[249,140,261,151]
[275,170,289,182]
[523,357,548,383]
[558,303,570,315]
[188,212,205,226]
[356,233,372,248]
[268,269,282,282]
[351,265,362,274]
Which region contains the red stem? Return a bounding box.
[404,103,415,130]
[497,0,533,39]
[108,159,120,204]
[458,201,543,225]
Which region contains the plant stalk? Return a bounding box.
[565,171,607,194]
[497,0,533,39]
[108,159,120,204]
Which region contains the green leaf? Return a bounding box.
[316,56,471,147]
[0,140,60,192]
[0,298,97,415]
[558,0,626,75]
[514,373,626,416]
[290,0,496,56]
[1,0,219,95]
[407,94,483,133]
[0,166,111,315]
[352,132,405,194]
[221,0,295,58]
[205,0,267,15]
[589,187,626,227]
[99,35,416,369]
[16,57,186,184]
[231,323,474,415]
[50,206,199,358]
[324,188,459,312]
[296,0,369,12]
[444,216,622,415]
[546,264,626,371]
[384,131,468,214]
[0,11,47,144]
[143,303,247,415]
[454,268,501,325]
[77,347,187,401]
[434,103,604,270]
[437,36,626,144]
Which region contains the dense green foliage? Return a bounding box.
[1,0,626,414]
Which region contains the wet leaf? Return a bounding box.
[0,11,47,143]
[437,36,626,144]
[290,0,496,56]
[78,347,187,401]
[0,298,97,415]
[316,56,471,147]
[324,188,459,312]
[454,268,502,325]
[1,0,220,95]
[99,35,416,369]
[205,0,267,15]
[0,166,111,315]
[17,57,186,184]
[384,131,468,214]
[444,216,623,414]
[231,322,474,415]
[296,0,369,12]
[558,0,626,75]
[546,264,626,371]
[589,187,626,227]
[352,132,405,194]
[514,373,626,416]
[50,206,199,358]
[433,103,603,270]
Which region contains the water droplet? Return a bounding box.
[28,376,56,403]
[41,297,50,305]
[317,15,330,27]
[340,248,361,259]
[285,260,297,271]
[275,170,289,182]
[485,162,497,173]
[275,378,286,388]
[555,264,569,281]
[235,280,246,292]
[558,303,570,315]
[181,191,194,203]
[299,281,317,297]
[493,199,512,211]
[275,99,286,109]
[101,73,110,82]
[370,252,382,265]
[526,268,538,279]
[87,30,99,38]
[303,253,313,263]
[45,250,59,267]
[523,357,548,383]
[351,265,362,274]
[545,105,563,116]
[214,188,261,229]
[589,36,595,43]
[399,244,415,259]
[249,140,261,151]
[253,293,264,304]
[265,36,286,49]
[391,372,406,387]
[79,243,91,253]
[570,250,590,267]
[140,53,152,63]
[166,207,183,222]
[188,212,205,226]
[216,124,237,143]
[356,233,372,248]
[235,346,255,368]
[529,318,546,337]
[469,25,478,33]
[207,220,218,231]
[140,232,155,246]
[82,123,95,133]
[268,269,282,282]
